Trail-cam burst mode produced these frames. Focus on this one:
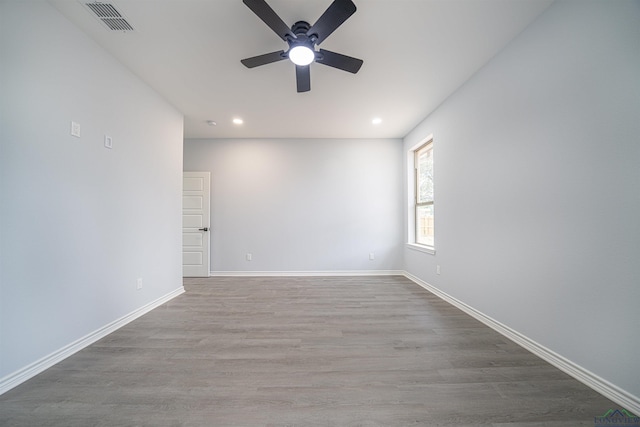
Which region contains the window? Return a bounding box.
[414,139,434,248]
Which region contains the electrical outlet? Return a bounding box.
[246,253,252,261]
[70,121,81,138]
[137,278,143,290]
[436,265,441,275]
[104,135,113,149]
[369,252,375,260]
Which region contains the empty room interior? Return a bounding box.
[1,0,639,425]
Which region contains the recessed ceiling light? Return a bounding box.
[372,117,382,125]
[233,118,243,125]
[206,120,217,126]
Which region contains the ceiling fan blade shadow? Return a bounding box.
[316,49,363,73]
[307,0,356,45]
[296,65,311,92]
[242,0,295,41]
[241,50,287,68]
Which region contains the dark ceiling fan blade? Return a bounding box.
[242,0,295,41]
[241,50,287,68]
[316,49,363,73]
[306,0,356,45]
[296,65,311,92]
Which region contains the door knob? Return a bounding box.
[198,227,209,231]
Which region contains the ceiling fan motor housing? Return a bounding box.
[289,21,315,50]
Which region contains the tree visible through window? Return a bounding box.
[415,140,434,247]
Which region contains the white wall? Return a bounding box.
[0,2,184,381]
[184,138,403,273]
[403,0,640,401]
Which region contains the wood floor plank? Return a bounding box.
[0,276,621,426]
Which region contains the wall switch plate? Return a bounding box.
[71,121,81,138]
[137,278,143,290]
[104,135,113,149]
[436,265,441,275]
[246,253,252,261]
[369,252,375,260]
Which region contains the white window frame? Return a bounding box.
[407,135,435,255]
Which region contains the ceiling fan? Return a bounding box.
[240,0,363,93]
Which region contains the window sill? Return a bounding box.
[406,243,435,255]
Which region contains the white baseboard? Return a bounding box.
[0,286,185,396]
[210,270,405,277]
[403,272,640,416]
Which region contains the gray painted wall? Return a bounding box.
[184,138,404,273]
[403,0,640,397]
[0,2,184,378]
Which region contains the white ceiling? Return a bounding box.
[50,0,553,139]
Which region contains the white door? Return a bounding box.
[182,172,210,277]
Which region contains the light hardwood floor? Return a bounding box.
[0,276,619,426]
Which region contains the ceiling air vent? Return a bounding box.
[84,2,134,32]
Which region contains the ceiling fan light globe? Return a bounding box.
[289,46,314,66]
